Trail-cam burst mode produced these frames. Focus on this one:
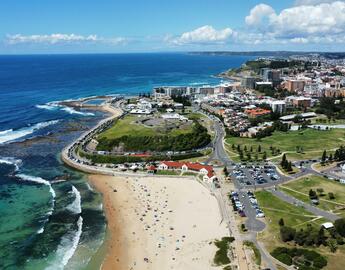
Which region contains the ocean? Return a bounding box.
[0,53,254,269]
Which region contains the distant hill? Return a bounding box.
[188,51,345,59]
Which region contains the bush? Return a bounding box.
[271,247,327,269]
[280,226,296,242]
[276,253,292,265]
[335,218,345,237]
[213,237,234,266]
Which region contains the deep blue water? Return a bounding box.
[0,53,254,269]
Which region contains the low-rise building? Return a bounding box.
[245,108,271,118]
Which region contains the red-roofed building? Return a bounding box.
[245,108,271,118]
[147,165,157,174]
[158,161,183,170]
[158,161,217,182]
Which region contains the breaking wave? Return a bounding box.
[67,185,82,214]
[0,157,22,171]
[0,120,60,144]
[45,216,83,270]
[61,107,95,116]
[36,101,95,116]
[16,174,56,200]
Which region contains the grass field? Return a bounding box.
[280,175,345,215]
[155,170,180,176]
[256,190,345,270]
[255,190,327,254]
[98,115,194,140]
[226,128,345,161]
[256,190,323,234]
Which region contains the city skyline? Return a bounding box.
[0,0,345,54]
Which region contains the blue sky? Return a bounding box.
[0,0,344,53]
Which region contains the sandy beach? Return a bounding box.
[89,175,228,270]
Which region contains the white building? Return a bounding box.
[270,100,286,114]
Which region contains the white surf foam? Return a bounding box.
[0,120,60,144]
[16,174,56,199]
[0,157,22,171]
[61,106,95,116]
[16,174,57,237]
[35,104,60,111]
[85,182,94,191]
[67,186,82,214]
[45,216,83,270]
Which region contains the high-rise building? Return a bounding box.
[241,76,256,89]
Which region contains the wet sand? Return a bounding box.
[88,175,228,270]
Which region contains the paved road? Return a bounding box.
[202,113,278,270]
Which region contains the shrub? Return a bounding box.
[280,226,296,242]
[334,218,345,237]
[275,253,292,265]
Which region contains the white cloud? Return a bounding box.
[245,1,345,43]
[294,0,344,6]
[245,4,275,26]
[170,25,235,45]
[6,33,127,45]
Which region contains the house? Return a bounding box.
[158,161,182,170]
[322,222,334,229]
[147,165,157,174]
[157,161,217,182]
[245,108,271,118]
[203,170,217,182]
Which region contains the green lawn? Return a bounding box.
[98,114,194,140]
[280,175,345,214]
[226,128,345,161]
[256,190,345,270]
[155,170,180,176]
[256,190,323,233]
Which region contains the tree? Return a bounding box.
[321,150,327,164]
[223,167,229,177]
[239,151,244,160]
[329,153,333,161]
[317,188,324,195]
[334,218,345,237]
[309,189,318,200]
[286,161,293,172]
[281,154,287,168]
[237,145,241,152]
[279,218,285,227]
[244,145,248,152]
[327,239,338,253]
[262,151,267,161]
[280,226,296,242]
[258,145,262,152]
[329,192,335,200]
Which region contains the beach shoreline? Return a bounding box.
[88,174,228,270]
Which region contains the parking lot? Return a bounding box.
[231,163,281,186]
[230,190,265,223]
